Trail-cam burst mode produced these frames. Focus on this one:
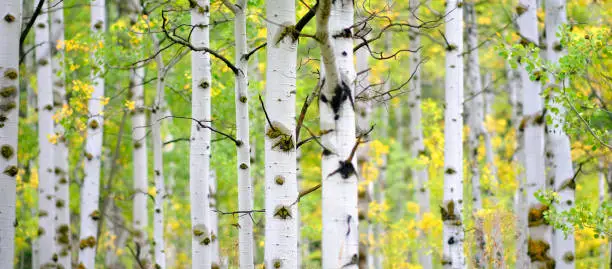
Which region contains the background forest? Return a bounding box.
[0,0,610,268]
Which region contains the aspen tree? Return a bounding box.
[407,1,432,267]
[316,0,359,267]
[127,0,150,259]
[508,63,530,268]
[226,0,255,267]
[35,1,57,266]
[152,35,167,269]
[464,2,487,267]
[441,1,465,268]
[50,0,71,266]
[190,1,212,267]
[264,0,298,268]
[0,0,21,267]
[545,0,575,267]
[517,1,553,267]
[78,0,106,267]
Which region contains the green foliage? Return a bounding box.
[536,190,611,239]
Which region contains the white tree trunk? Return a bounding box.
[50,0,71,266]
[545,1,575,267]
[152,36,167,269]
[517,1,553,267]
[36,0,57,266]
[442,1,465,268]
[128,0,150,261]
[464,3,487,267]
[209,170,220,268]
[78,0,106,267]
[316,0,359,268]
[508,63,530,268]
[232,1,255,267]
[407,1,432,268]
[0,0,21,266]
[264,0,298,268]
[190,1,212,268]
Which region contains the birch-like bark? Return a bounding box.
[232,1,255,267]
[316,0,359,267]
[78,0,106,267]
[373,108,387,269]
[127,0,150,260]
[190,1,212,268]
[264,0,298,268]
[508,63,530,268]
[464,3,486,267]
[545,1,575,267]
[36,1,57,266]
[152,35,167,269]
[442,1,465,268]
[407,1,432,267]
[355,25,371,269]
[50,0,71,266]
[209,170,220,267]
[482,75,504,268]
[0,0,21,266]
[517,1,553,267]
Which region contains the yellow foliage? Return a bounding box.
[100,96,110,106]
[47,134,59,145]
[124,100,135,111]
[418,212,441,233]
[406,201,420,214]
[148,186,156,196]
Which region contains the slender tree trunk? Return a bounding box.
[190,1,212,268]
[264,0,298,268]
[517,1,553,268]
[78,0,106,267]
[374,108,387,269]
[0,0,21,267]
[482,75,504,267]
[316,0,359,267]
[152,35,167,269]
[127,0,150,261]
[209,170,220,268]
[36,1,57,266]
[50,0,71,266]
[508,63,530,268]
[231,1,255,267]
[442,1,465,268]
[464,3,486,267]
[544,1,576,267]
[407,1,432,268]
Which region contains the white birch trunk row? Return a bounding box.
[264,0,298,268]
[35,1,57,266]
[232,1,255,267]
[78,0,106,267]
[128,0,150,261]
[0,0,21,267]
[152,35,167,269]
[407,1,432,268]
[316,0,359,267]
[50,0,71,266]
[544,0,575,267]
[190,1,213,268]
[517,0,553,267]
[442,1,465,268]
